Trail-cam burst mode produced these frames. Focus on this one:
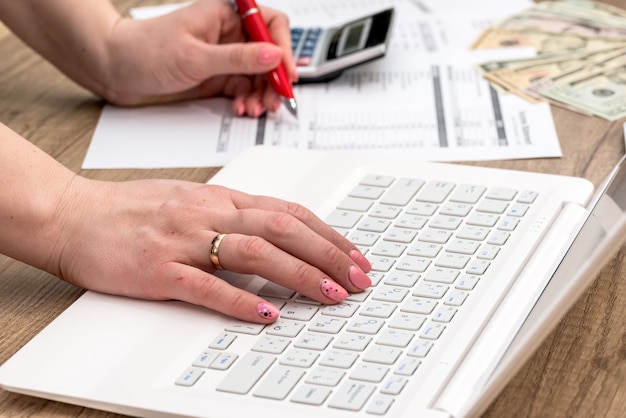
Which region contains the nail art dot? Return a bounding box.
[257,303,274,318]
[321,279,340,296]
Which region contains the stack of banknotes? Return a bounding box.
[471,0,626,120]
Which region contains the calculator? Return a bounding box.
[291,7,395,83]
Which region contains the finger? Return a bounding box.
[229,191,372,272]
[226,210,370,292]
[182,224,369,296]
[215,233,351,304]
[164,262,281,323]
[245,77,267,118]
[204,42,285,77]
[263,83,282,113]
[222,76,253,116]
[259,7,291,51]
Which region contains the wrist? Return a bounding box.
[0,124,89,278]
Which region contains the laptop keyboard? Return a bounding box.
[174,173,539,414]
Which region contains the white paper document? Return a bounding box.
[83,0,558,169]
[129,0,533,26]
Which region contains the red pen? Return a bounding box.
[233,0,298,118]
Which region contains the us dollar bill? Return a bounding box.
[471,28,624,55]
[526,48,626,98]
[533,1,626,28]
[471,1,626,119]
[485,46,626,96]
[496,10,626,40]
[540,63,626,120]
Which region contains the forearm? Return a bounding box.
[0,122,81,275]
[0,0,120,99]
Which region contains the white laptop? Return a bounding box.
[1,145,625,418]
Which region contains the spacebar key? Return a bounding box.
[216,353,276,394]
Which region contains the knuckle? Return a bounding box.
[269,9,290,29]
[264,212,298,236]
[238,235,271,265]
[193,274,223,297]
[289,261,313,288]
[228,46,248,68]
[324,244,343,267]
[189,274,250,316]
[227,290,250,312]
[285,201,312,221]
[209,184,231,198]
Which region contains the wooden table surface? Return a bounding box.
[1,1,625,417]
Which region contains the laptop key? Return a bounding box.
[209,332,237,350]
[380,376,409,395]
[224,321,265,335]
[326,210,362,229]
[367,394,396,415]
[416,181,455,203]
[328,381,376,411]
[174,367,204,387]
[450,184,486,203]
[486,187,518,201]
[350,362,389,382]
[192,350,219,368]
[291,384,333,405]
[394,356,421,376]
[216,353,275,394]
[209,352,238,370]
[380,178,424,206]
[253,365,305,400]
[305,366,346,386]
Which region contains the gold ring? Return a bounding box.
[209,233,226,270]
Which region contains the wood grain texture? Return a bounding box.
[0,23,8,41]
[0,1,625,417]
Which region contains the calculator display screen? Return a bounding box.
[336,18,372,57]
[343,23,366,53]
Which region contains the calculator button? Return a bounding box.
[299,46,315,58]
[297,57,312,66]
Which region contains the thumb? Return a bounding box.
[207,42,284,76]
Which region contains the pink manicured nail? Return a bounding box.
[257,302,280,320]
[350,249,371,272]
[320,278,348,302]
[235,103,245,116]
[253,103,264,118]
[257,45,282,66]
[349,265,371,289]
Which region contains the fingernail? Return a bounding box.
[349,265,371,289]
[253,103,264,118]
[350,249,371,272]
[258,45,282,66]
[257,302,280,320]
[235,103,245,116]
[320,278,348,302]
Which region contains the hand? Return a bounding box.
[50,178,372,323]
[102,0,297,117]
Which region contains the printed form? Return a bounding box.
[83,0,558,168]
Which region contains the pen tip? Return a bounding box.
[282,97,298,119]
